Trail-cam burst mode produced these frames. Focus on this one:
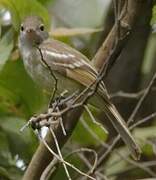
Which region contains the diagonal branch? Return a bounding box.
[92,0,141,72]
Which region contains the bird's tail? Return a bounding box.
[101,97,141,160]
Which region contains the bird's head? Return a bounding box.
[19,16,49,47]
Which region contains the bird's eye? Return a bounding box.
[40,25,44,31]
[20,25,24,31]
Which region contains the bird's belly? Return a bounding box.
[23,56,82,96]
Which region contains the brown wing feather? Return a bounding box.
[67,68,95,87]
[38,38,141,159]
[39,38,108,97]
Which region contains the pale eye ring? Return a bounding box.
[20,25,24,31]
[39,24,44,31]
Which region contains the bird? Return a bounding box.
[19,15,141,159]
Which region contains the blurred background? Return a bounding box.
[0,0,156,179]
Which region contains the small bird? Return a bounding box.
[19,16,141,159]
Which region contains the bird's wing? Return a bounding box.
[39,39,108,96]
[39,39,141,159]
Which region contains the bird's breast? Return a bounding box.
[22,49,81,96]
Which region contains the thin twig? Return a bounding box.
[40,157,58,180]
[128,72,156,124]
[77,153,108,180]
[113,0,121,41]
[98,135,120,167]
[54,107,67,136]
[38,131,96,180]
[130,112,156,130]
[66,148,98,174]
[49,127,71,180]
[110,89,145,99]
[37,47,58,103]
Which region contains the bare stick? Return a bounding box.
[54,107,67,136]
[37,47,58,102]
[77,153,108,180]
[59,117,67,136]
[110,89,146,99]
[40,158,58,180]
[130,112,156,130]
[128,72,156,124]
[65,147,98,174]
[38,131,96,180]
[49,127,71,180]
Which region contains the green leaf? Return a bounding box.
[0,28,14,70]
[71,106,107,146]
[0,59,44,117]
[0,85,20,116]
[38,0,55,5]
[0,0,50,31]
[0,166,22,180]
[0,166,10,179]
[151,5,156,25]
[0,117,38,161]
[0,131,24,180]
[142,35,156,74]
[0,131,12,167]
[0,24,1,37]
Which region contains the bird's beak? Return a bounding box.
[26,29,36,39]
[25,28,41,45]
[26,29,34,33]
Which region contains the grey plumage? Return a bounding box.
[19,16,141,159]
